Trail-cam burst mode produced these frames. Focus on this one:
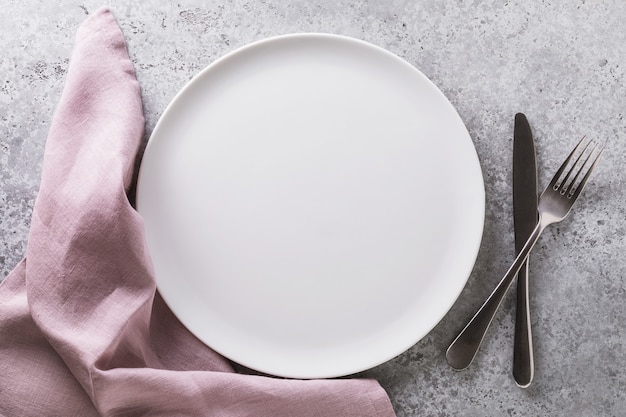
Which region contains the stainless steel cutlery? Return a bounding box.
[446,132,604,376]
[512,113,538,388]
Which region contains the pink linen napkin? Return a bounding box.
[0,7,396,417]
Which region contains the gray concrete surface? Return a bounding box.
[1,1,625,416]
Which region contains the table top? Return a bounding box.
[1,1,624,415]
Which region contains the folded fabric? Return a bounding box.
[0,7,396,417]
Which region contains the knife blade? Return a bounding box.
[512,112,538,388]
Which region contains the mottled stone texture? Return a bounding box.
[1,1,624,416]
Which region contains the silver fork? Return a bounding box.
[446,136,605,371]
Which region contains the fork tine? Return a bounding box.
[559,140,594,194]
[568,144,605,200]
[566,142,599,195]
[548,136,587,190]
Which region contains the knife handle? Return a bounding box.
[513,259,534,388]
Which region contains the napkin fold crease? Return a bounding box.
[0,7,396,417]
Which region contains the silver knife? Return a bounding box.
[512,113,538,388]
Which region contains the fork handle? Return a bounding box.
[446,219,547,370]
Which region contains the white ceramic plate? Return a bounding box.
[137,34,484,379]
